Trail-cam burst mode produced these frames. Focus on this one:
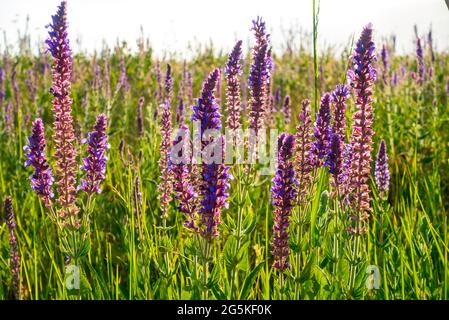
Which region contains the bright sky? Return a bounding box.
[0,0,448,57]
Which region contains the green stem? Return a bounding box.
[294,206,302,299]
[202,239,211,300]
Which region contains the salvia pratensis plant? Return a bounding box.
[225,40,243,132]
[164,63,173,105]
[282,95,291,125]
[24,118,54,208]
[331,84,350,141]
[79,114,109,195]
[380,43,389,83]
[190,68,231,299]
[427,28,435,62]
[26,69,37,103]
[0,66,5,107]
[186,70,193,105]
[158,101,173,222]
[170,125,198,232]
[294,99,314,204]
[118,56,129,92]
[191,68,230,240]
[248,43,269,139]
[155,60,163,105]
[374,139,390,198]
[137,96,144,137]
[4,100,14,134]
[346,23,377,237]
[46,0,79,220]
[4,197,21,300]
[312,93,332,166]
[415,37,426,85]
[11,68,20,110]
[176,97,185,125]
[274,87,281,109]
[326,133,345,194]
[23,1,110,268]
[345,24,377,293]
[271,133,297,271]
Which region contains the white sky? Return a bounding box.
[0,0,448,57]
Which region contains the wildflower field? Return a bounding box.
[0,1,448,300]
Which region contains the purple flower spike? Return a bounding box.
[165,64,173,105]
[416,37,426,85]
[186,71,193,105]
[191,69,222,133]
[170,125,198,232]
[331,84,350,140]
[191,69,230,240]
[282,95,291,125]
[375,139,390,197]
[248,43,268,137]
[249,16,271,137]
[380,44,389,82]
[176,97,185,125]
[313,93,332,166]
[252,16,270,53]
[347,24,377,236]
[225,40,243,131]
[24,119,54,207]
[118,57,129,92]
[294,100,314,203]
[155,60,163,105]
[326,133,345,194]
[137,97,144,137]
[46,0,78,210]
[271,133,297,271]
[427,29,435,62]
[4,197,21,300]
[158,101,174,220]
[4,101,14,134]
[274,87,281,109]
[0,67,5,106]
[79,114,109,194]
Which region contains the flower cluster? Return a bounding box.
[137,96,144,137]
[282,95,291,125]
[165,64,173,105]
[415,38,426,84]
[24,119,54,207]
[375,139,390,197]
[46,0,78,212]
[346,23,377,236]
[331,84,350,140]
[4,196,21,300]
[170,125,198,231]
[248,43,269,137]
[294,100,314,203]
[79,114,109,194]
[313,93,332,166]
[271,133,297,270]
[191,69,230,240]
[225,40,243,131]
[158,101,173,220]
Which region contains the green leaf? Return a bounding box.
[239,262,264,299]
[207,263,221,288]
[211,284,226,300]
[242,210,257,235]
